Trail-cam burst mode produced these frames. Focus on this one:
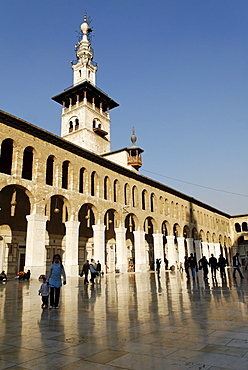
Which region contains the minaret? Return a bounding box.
[127,128,143,170]
[52,14,119,155]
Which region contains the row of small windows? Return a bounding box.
[0,139,226,227]
[235,222,248,233]
[68,118,102,134]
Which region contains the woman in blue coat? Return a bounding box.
[47,254,66,309]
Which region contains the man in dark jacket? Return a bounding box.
[188,253,197,280]
[209,254,218,279]
[81,260,90,285]
[233,253,244,279]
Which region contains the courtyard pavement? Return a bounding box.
[1,268,248,369]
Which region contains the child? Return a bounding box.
[38,276,49,308]
[47,254,66,309]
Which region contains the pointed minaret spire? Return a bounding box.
[72,13,98,86]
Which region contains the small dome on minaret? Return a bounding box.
[81,13,90,36]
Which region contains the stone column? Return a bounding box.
[92,224,105,272]
[25,214,48,278]
[133,230,146,272]
[177,237,185,266]
[0,238,5,273]
[194,240,202,264]
[153,233,164,270]
[166,235,175,268]
[65,221,80,277]
[214,243,221,258]
[115,227,127,273]
[186,238,194,255]
[202,242,209,258]
[208,242,215,257]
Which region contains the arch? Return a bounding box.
[165,199,169,215]
[91,171,99,197]
[124,183,131,206]
[171,201,174,218]
[159,196,164,215]
[132,186,138,208]
[235,223,241,233]
[175,203,179,219]
[212,233,217,243]
[22,146,34,180]
[78,203,96,239]
[206,231,211,243]
[113,179,120,203]
[199,230,205,242]
[46,155,54,186]
[0,138,13,175]
[93,118,101,129]
[242,222,248,232]
[104,176,111,200]
[79,167,86,193]
[142,189,148,210]
[192,227,198,240]
[183,225,190,238]
[62,160,70,189]
[150,193,156,212]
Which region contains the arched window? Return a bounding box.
[132,186,138,208]
[142,190,147,210]
[104,176,110,200]
[69,121,73,133]
[124,183,130,205]
[0,138,13,175]
[150,193,155,212]
[113,179,120,202]
[242,222,248,232]
[46,155,54,185]
[91,171,96,196]
[62,161,69,189]
[235,223,241,233]
[22,146,33,180]
[79,168,85,193]
[75,119,79,130]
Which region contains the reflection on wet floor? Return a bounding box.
[1,268,248,369]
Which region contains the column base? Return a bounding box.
[24,266,45,279]
[64,264,79,277]
[135,264,148,273]
[116,263,128,273]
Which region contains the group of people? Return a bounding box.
[183,252,246,282]
[80,259,101,285]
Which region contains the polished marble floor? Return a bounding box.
[1,268,248,369]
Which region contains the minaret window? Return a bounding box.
[75,119,79,130]
[69,121,73,133]
[79,70,81,77]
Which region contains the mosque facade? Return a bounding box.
[0,17,246,278]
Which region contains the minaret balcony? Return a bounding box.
[93,127,108,137]
[127,156,142,169]
[62,100,109,117]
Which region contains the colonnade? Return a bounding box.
[0,210,224,278]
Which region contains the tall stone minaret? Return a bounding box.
[52,14,119,155]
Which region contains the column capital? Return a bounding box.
[92,224,106,233]
[26,213,48,223]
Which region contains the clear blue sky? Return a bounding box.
[0,0,248,215]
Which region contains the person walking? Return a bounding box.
[81,260,90,284]
[232,253,244,279]
[47,254,66,309]
[199,256,209,281]
[184,256,190,278]
[96,260,102,277]
[156,258,161,278]
[38,276,49,308]
[245,251,248,271]
[218,254,227,279]
[89,259,97,285]
[209,254,218,279]
[188,253,197,280]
